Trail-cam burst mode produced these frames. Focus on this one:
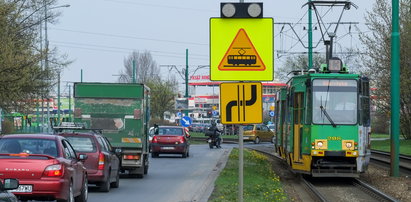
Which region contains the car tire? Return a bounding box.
[75,177,88,202]
[99,174,111,192]
[182,151,187,158]
[271,136,275,144]
[254,137,261,144]
[57,181,74,202]
[110,170,120,188]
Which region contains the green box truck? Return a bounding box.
[73,82,150,178]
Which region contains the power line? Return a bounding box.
[103,0,217,13]
[54,44,209,61]
[51,40,209,57]
[51,28,208,46]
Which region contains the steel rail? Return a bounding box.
[352,179,399,202]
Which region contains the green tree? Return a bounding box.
[0,0,66,113]
[146,77,178,120]
[361,0,411,139]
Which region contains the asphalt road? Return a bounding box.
[87,144,231,202]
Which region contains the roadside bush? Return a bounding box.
[1,120,14,134]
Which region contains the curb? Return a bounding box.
[193,147,232,202]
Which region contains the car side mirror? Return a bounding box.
[78,154,88,161]
[2,178,19,190]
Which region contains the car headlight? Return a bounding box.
[346,142,352,148]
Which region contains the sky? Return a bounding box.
[48,0,373,96]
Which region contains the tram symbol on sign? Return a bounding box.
[225,48,259,67]
[218,29,266,71]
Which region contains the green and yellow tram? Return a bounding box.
[274,58,371,177]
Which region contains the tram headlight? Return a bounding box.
[342,140,355,150]
[317,141,323,147]
[314,139,328,149]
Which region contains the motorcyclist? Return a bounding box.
[209,122,222,148]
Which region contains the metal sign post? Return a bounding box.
[211,2,269,201]
[238,124,244,202]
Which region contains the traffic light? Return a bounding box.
[221,3,263,18]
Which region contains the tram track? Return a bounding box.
[248,145,398,202]
[370,150,411,175]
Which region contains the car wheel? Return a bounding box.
[254,137,261,144]
[75,177,88,202]
[271,136,275,144]
[110,170,120,188]
[99,174,111,192]
[182,151,187,158]
[57,181,74,202]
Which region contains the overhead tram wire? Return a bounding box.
[54,44,209,61]
[51,28,208,46]
[50,40,208,58]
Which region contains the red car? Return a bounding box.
[0,134,88,202]
[57,131,120,192]
[151,126,190,158]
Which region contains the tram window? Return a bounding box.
[312,79,358,125]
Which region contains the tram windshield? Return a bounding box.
[312,79,357,125]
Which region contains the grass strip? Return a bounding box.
[210,148,288,202]
[371,139,411,155]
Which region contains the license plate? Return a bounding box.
[11,185,32,193]
[162,147,174,150]
[243,136,249,140]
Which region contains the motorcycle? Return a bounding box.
[207,133,222,149]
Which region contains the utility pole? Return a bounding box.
[132,59,136,83]
[391,0,400,177]
[185,49,189,116]
[308,0,313,69]
[57,71,61,126]
[68,84,72,122]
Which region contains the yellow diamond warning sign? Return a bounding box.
[218,29,265,71]
[210,18,273,81]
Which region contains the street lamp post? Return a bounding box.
[44,3,70,129]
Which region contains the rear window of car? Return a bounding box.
[64,136,96,153]
[0,138,58,157]
[158,128,183,135]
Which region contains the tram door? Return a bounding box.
[293,92,304,162]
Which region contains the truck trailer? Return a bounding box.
[73,82,150,178]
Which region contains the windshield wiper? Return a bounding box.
[320,105,336,127]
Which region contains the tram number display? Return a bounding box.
[327,136,342,141]
[314,80,356,87]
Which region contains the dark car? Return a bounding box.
[0,134,88,202]
[151,126,190,158]
[57,130,120,192]
[0,179,19,202]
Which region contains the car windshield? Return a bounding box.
[243,125,254,130]
[312,79,358,125]
[65,136,96,153]
[158,128,183,135]
[0,138,58,157]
